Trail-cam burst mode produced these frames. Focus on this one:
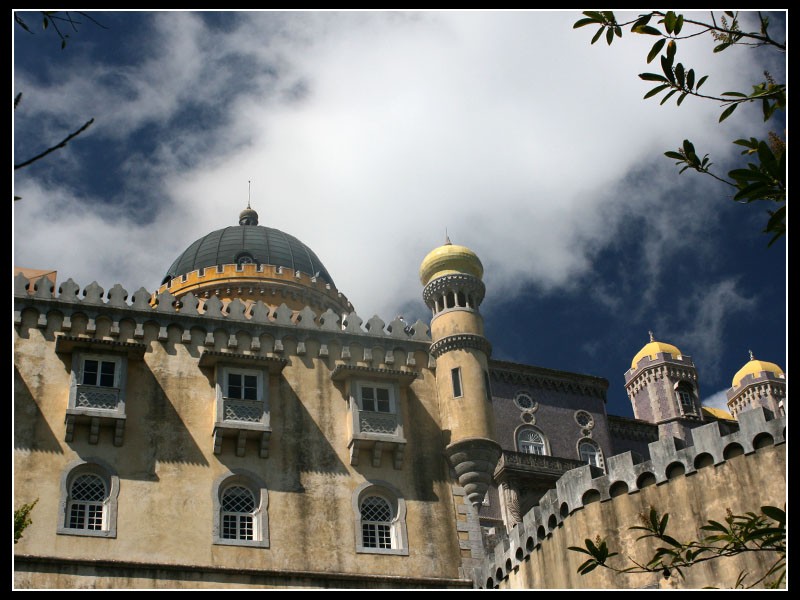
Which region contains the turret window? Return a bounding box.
[675,381,696,416]
[451,367,463,398]
[579,439,604,470]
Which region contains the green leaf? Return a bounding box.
[724,11,735,17]
[696,75,708,90]
[634,25,663,36]
[606,26,614,45]
[659,513,669,535]
[574,18,598,28]
[677,92,688,106]
[734,183,770,202]
[614,26,622,38]
[661,55,675,83]
[644,84,670,99]
[719,104,738,122]
[647,38,666,63]
[661,534,682,547]
[583,11,606,21]
[686,69,695,90]
[579,562,599,575]
[591,26,604,45]
[761,506,786,524]
[714,42,732,53]
[43,16,49,29]
[664,151,684,160]
[601,11,616,22]
[665,11,677,34]
[660,89,677,105]
[666,40,676,61]
[675,63,685,88]
[721,91,747,97]
[674,14,684,34]
[632,14,652,30]
[639,73,669,82]
[569,546,592,555]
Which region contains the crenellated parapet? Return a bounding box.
[14,274,432,364]
[477,406,785,589]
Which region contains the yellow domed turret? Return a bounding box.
[631,332,682,369]
[732,351,784,388]
[419,237,483,286]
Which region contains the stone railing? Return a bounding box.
[358,410,400,436]
[222,398,265,424]
[74,385,121,411]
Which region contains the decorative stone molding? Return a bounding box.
[430,334,492,359]
[489,361,608,400]
[423,273,485,307]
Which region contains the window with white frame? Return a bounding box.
[57,460,119,538]
[74,353,123,411]
[353,381,400,437]
[517,427,547,455]
[218,366,266,424]
[353,482,408,555]
[213,471,269,548]
[579,440,604,469]
[360,496,393,549]
[358,382,394,413]
[221,485,256,541]
[68,474,107,531]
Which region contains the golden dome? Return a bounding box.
[419,240,483,286]
[630,335,682,369]
[731,355,784,388]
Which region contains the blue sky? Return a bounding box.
[13,10,786,419]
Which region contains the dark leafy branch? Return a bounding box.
[568,505,786,588]
[15,11,108,50]
[573,11,786,246]
[14,498,39,544]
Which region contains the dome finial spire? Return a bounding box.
[749,349,755,361]
[239,181,259,226]
[648,330,655,343]
[445,228,452,245]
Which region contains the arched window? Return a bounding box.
[517,428,547,455]
[579,439,604,470]
[213,471,269,547]
[360,496,393,549]
[57,459,119,538]
[353,481,408,555]
[68,474,107,531]
[221,485,256,541]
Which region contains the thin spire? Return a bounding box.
[247,180,251,209]
[648,330,655,342]
[445,228,452,245]
[749,349,755,361]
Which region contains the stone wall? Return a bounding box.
[480,408,785,589]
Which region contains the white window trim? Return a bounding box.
[578,438,605,471]
[354,380,398,414]
[352,481,408,556]
[68,352,127,416]
[215,365,269,426]
[212,470,269,548]
[57,458,120,538]
[514,425,550,456]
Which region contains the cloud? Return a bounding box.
[14,10,783,330]
[702,388,731,411]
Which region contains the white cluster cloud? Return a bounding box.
[14,11,784,394]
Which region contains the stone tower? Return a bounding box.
[419,238,501,507]
[624,332,703,442]
[726,351,786,419]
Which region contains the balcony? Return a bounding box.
[347,406,406,470]
[213,397,271,459]
[494,451,603,510]
[65,385,126,446]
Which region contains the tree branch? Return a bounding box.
[14,118,95,170]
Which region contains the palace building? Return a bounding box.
[13,205,786,589]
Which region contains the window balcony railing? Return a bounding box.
[348,406,406,470]
[222,398,266,424]
[74,385,121,411]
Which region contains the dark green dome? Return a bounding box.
[162,224,336,287]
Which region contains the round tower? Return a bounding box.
[420,237,500,507]
[726,351,786,419]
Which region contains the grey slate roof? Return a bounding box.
[162,225,335,286]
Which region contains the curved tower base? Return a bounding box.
[445,438,502,507]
